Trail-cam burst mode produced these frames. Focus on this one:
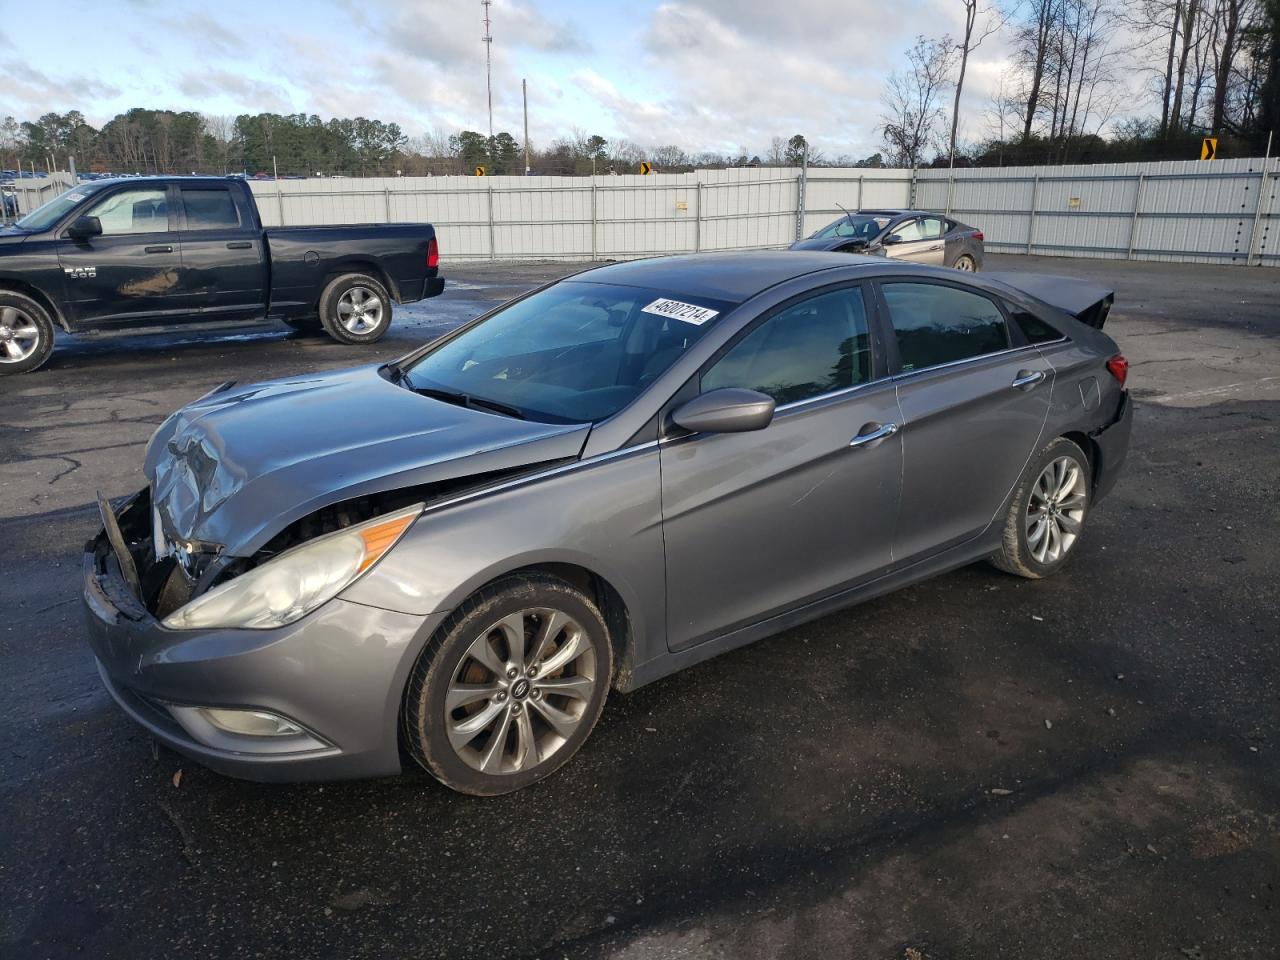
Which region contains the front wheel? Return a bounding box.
[318,273,392,345]
[403,574,613,796]
[0,292,55,375]
[989,437,1091,579]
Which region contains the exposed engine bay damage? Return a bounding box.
[101,459,572,622]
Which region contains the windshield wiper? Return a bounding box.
[415,386,526,420]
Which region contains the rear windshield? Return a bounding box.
[403,280,730,423]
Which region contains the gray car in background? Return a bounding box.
[791,209,986,271]
[84,252,1130,795]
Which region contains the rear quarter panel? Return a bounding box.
[264,224,436,317]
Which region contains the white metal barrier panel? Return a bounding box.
[10,160,1275,266]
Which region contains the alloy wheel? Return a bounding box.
[445,608,597,775]
[0,306,41,363]
[955,255,976,272]
[336,286,384,335]
[1026,455,1088,564]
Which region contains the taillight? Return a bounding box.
[426,236,439,269]
[1106,354,1128,386]
[971,230,984,242]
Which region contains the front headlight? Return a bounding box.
[162,504,423,631]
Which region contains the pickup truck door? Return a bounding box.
[174,184,268,321]
[56,184,187,325]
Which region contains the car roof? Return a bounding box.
[564,251,885,303]
[78,175,237,189]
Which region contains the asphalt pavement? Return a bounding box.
[1,254,1277,959]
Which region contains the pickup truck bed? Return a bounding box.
[0,175,445,374]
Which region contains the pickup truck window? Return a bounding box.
[181,189,240,230]
[15,183,108,231]
[86,188,169,235]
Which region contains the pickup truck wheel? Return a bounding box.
[0,292,55,375]
[319,274,392,345]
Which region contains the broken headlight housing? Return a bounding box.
[162,504,422,630]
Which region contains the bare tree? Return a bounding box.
[1016,0,1062,139]
[881,35,956,166]
[766,136,787,165]
[949,0,1005,164]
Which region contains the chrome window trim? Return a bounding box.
[774,375,892,414]
[890,342,1043,382]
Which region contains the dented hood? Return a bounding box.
[146,364,591,556]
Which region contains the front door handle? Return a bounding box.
[144,244,173,253]
[226,241,253,249]
[1012,369,1046,390]
[849,421,899,448]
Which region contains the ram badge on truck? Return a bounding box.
[0,176,445,374]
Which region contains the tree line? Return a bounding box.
[881,0,1280,168]
[0,109,873,178]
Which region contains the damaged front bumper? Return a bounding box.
[83,491,447,782]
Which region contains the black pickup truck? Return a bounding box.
[0,176,444,374]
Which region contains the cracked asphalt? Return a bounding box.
[1,255,1277,959]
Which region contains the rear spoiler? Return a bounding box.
[984,272,1115,330]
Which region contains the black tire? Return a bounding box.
[989,436,1091,579]
[318,273,392,345]
[403,573,613,796]
[0,290,55,375]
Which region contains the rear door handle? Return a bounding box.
[849,422,899,448]
[226,241,253,249]
[144,244,173,253]
[1012,369,1046,390]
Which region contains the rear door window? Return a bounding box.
[181,189,241,229]
[1008,305,1065,344]
[881,282,1010,372]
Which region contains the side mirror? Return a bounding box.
[671,388,775,435]
[67,215,102,240]
[881,233,903,246]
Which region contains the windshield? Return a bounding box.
[403,280,729,423]
[813,213,892,241]
[14,182,107,231]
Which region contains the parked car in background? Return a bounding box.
[0,176,444,373]
[791,209,985,272]
[85,251,1130,796]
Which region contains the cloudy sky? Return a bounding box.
[3,0,1046,157]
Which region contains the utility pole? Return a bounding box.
[482,1,494,141]
[523,78,530,175]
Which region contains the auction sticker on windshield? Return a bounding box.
[642,298,719,325]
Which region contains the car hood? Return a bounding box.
[146,364,591,556]
[0,227,29,243]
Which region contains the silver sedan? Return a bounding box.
[85,252,1130,795]
[791,209,985,271]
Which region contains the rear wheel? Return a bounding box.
[318,273,392,345]
[954,253,978,272]
[0,292,55,375]
[989,437,1091,579]
[403,573,612,796]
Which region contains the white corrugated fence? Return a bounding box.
[10,158,1277,266]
